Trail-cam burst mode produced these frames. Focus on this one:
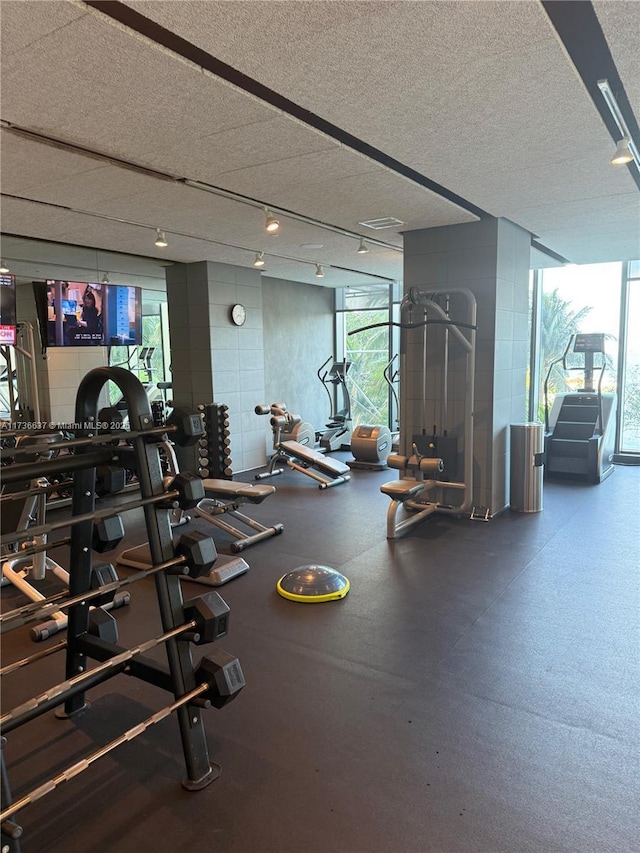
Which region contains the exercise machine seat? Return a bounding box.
[380,480,428,500]
[202,479,275,504]
[280,440,350,476]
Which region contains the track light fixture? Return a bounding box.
[357,237,369,254]
[101,273,110,284]
[154,228,168,248]
[0,263,9,274]
[264,208,280,233]
[611,137,633,165]
[315,264,324,278]
[597,79,639,169]
[253,251,265,267]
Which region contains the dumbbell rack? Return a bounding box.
[0,367,243,851]
[198,403,232,479]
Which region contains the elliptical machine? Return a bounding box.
[316,357,353,451]
[544,332,616,484]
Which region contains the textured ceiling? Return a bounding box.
[1,0,639,289]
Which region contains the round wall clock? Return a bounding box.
[231,303,247,326]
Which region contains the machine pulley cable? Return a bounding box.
[347,317,477,336]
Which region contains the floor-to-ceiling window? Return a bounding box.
[538,262,620,414]
[108,290,168,408]
[335,283,400,430]
[617,261,640,456]
[529,260,639,461]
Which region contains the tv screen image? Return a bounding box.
[41,280,142,348]
[104,284,142,346]
[0,274,17,345]
[46,280,104,347]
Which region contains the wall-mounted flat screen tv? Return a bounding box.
[39,280,142,347]
[0,274,17,345]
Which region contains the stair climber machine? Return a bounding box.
[544,333,616,484]
[316,357,353,451]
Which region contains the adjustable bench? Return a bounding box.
[256,439,351,489]
[194,479,283,552]
[119,479,282,585]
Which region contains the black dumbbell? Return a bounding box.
[95,466,127,497]
[162,472,205,510]
[92,515,125,553]
[97,407,125,446]
[166,407,205,447]
[182,592,230,645]
[88,607,119,643]
[175,531,217,578]
[195,648,245,708]
[89,562,119,605]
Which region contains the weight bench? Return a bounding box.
[194,479,283,553]
[256,439,351,489]
[380,452,444,538]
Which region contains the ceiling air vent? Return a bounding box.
[358,217,405,230]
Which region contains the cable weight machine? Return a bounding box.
[349,287,477,537]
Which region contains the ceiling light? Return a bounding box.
[0,263,9,274]
[101,273,110,284]
[154,228,168,248]
[359,217,405,230]
[357,237,369,254]
[264,208,280,233]
[315,264,324,278]
[611,137,633,165]
[597,79,639,168]
[253,251,265,267]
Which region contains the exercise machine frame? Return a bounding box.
[369,287,477,537]
[316,357,353,451]
[255,403,351,489]
[543,332,616,483]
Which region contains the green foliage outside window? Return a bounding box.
[107,314,165,406]
[345,309,391,426]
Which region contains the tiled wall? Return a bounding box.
[492,219,532,512]
[261,276,334,446]
[403,218,531,515]
[167,261,266,474]
[44,347,110,426]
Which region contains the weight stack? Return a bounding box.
[199,403,233,480]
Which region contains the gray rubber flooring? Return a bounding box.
[2,460,639,853]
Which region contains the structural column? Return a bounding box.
[166,261,266,474]
[402,217,531,515]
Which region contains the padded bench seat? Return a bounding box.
[202,479,275,504]
[380,479,431,499]
[280,440,350,476]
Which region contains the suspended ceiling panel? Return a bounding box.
[1,133,167,202]
[1,0,639,287]
[0,190,401,286]
[123,0,639,263]
[593,1,640,118]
